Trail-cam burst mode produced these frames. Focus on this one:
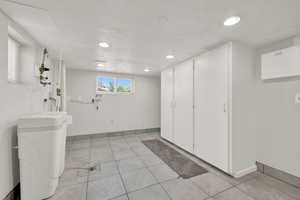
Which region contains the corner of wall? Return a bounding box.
[231,42,257,174]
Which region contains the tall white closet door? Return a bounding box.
[174,60,194,153]
[161,68,174,142]
[194,45,230,172]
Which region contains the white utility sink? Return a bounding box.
[18,112,72,200]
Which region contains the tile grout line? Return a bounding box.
[234,177,299,200]
[143,137,258,200]
[66,140,90,190]
[188,178,214,198]
[231,174,262,200]
[130,135,212,199]
[210,185,235,198]
[144,164,174,200]
[141,137,214,199]
[70,134,300,200]
[256,173,300,200]
[108,137,130,200]
[117,134,173,198]
[77,135,218,200]
[116,135,153,198]
[233,185,258,200]
[67,133,158,200]
[124,134,186,200]
[87,134,251,200]
[85,136,92,200]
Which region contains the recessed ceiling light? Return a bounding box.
[98,42,110,48]
[144,68,151,72]
[166,55,175,59]
[224,16,240,26]
[97,63,104,67]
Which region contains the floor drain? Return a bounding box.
[89,166,96,171]
[67,162,101,172]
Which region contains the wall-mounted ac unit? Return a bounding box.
[261,45,300,80]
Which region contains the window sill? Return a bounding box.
[96,91,134,95]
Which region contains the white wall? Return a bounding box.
[256,38,300,177]
[66,69,161,136]
[0,11,52,198]
[231,43,257,174]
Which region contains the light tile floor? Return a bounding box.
[49,132,300,200]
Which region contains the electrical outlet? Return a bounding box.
[295,94,300,104]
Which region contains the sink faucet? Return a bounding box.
[49,97,60,112]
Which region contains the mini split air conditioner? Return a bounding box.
[261,45,300,79]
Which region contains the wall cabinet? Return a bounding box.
[161,42,256,177]
[161,68,174,142]
[194,45,229,172]
[173,60,194,153]
[161,60,194,153]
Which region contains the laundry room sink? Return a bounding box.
[44,111,72,126]
[17,112,72,200]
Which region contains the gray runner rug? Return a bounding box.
[143,139,207,179]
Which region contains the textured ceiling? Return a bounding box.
[1,0,300,75]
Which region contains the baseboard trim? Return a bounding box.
[67,128,160,140]
[256,161,300,188]
[3,183,20,200]
[161,137,258,178]
[232,165,257,178]
[161,137,229,177]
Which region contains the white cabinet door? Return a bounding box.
[194,45,230,172]
[161,68,174,142]
[174,60,194,153]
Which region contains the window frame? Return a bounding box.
[96,76,135,95]
[8,35,21,83]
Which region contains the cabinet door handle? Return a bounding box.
[223,103,227,113]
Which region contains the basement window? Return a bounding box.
[96,76,134,94]
[8,36,20,83]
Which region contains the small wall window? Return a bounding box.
[97,76,115,93]
[96,76,134,94]
[8,36,20,83]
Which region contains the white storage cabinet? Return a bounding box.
[161,42,257,177]
[161,60,194,153]
[161,68,174,143]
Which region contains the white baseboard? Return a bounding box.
[232,165,257,178]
